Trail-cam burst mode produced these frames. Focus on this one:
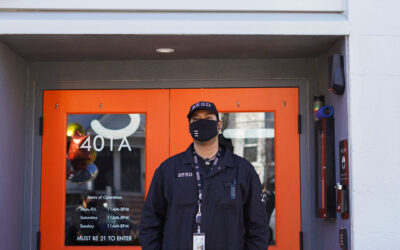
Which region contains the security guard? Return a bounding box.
[139,101,269,250]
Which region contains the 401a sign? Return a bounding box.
[80,135,132,152]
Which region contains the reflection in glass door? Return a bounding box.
[65,114,146,246]
[220,112,276,245]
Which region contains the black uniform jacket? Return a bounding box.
[139,144,269,250]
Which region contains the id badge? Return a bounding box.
[193,233,205,250]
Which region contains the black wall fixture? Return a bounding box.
[328,54,345,95]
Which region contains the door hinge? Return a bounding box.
[300,231,304,250]
[298,114,302,134]
[39,117,43,136]
[37,231,41,250]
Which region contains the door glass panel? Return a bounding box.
[65,113,145,246]
[220,112,276,245]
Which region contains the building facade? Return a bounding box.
[0,0,399,249]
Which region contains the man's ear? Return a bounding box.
[218,120,222,132]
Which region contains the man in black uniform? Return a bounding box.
[140,101,269,250]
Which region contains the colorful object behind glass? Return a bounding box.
[66,126,98,183]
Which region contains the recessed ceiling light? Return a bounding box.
[155,48,175,53]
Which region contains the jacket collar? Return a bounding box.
[183,143,235,168]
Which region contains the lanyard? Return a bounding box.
[192,148,221,233]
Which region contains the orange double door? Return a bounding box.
[41,88,300,250]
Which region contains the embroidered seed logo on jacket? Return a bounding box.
[177,172,193,178]
[191,102,212,111]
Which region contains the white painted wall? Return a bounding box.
[348,0,400,249]
[0,12,349,35]
[0,0,344,12]
[0,41,28,250]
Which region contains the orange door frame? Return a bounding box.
[41,88,300,250]
[41,90,169,250]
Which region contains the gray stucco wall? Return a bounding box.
[0,41,28,250]
[314,38,350,250]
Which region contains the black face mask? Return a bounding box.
[189,119,219,142]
